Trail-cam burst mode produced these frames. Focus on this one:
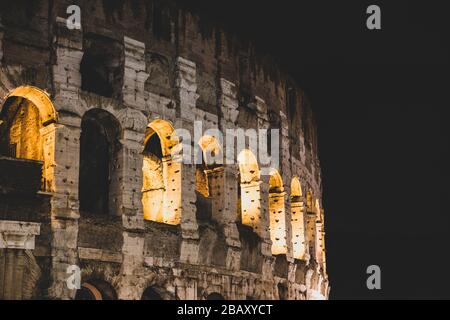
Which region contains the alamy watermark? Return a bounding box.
[172,121,280,176]
[367,5,381,30]
[366,265,381,290]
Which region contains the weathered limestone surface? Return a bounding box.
[0,0,328,300]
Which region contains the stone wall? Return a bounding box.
[0,0,328,300]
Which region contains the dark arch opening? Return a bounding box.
[206,292,225,300]
[79,109,121,216]
[80,34,124,99]
[144,133,163,159]
[75,280,117,300]
[141,287,163,300]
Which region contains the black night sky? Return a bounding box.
[179,0,450,299]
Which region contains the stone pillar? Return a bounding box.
[279,111,294,261]
[111,128,146,220]
[47,17,84,300]
[316,209,327,275]
[253,97,275,278]
[305,196,316,265]
[291,195,307,260]
[52,17,83,113]
[174,57,200,264]
[122,37,149,111]
[0,221,41,300]
[219,79,241,271]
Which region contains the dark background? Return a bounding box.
[180,0,450,299]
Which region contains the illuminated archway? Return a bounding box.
[195,135,223,222]
[291,177,306,260]
[142,119,181,225]
[268,169,287,255]
[0,86,58,191]
[237,150,261,231]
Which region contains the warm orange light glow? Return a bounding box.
[198,135,221,166]
[315,200,325,265]
[1,86,58,191]
[291,176,306,260]
[142,119,181,225]
[238,150,261,230]
[269,169,287,255]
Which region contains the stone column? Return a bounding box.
[253,97,275,278]
[111,127,146,220]
[0,221,41,300]
[316,209,327,275]
[122,36,150,112]
[174,57,200,264]
[291,195,307,260]
[219,79,241,271]
[305,195,316,265]
[279,111,294,261]
[47,17,84,300]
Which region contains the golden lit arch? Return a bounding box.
[268,169,287,255]
[291,176,306,260]
[237,149,261,230]
[198,135,221,166]
[237,149,260,183]
[291,176,303,198]
[145,119,179,157]
[0,86,58,191]
[4,86,58,125]
[142,119,182,225]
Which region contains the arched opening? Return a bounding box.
[75,280,117,300]
[80,34,124,99]
[0,86,57,191]
[79,109,121,216]
[291,177,306,260]
[142,119,181,225]
[268,169,287,255]
[206,292,225,300]
[237,150,261,231]
[195,135,222,222]
[141,287,163,300]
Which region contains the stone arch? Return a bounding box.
[268,169,287,255]
[79,108,122,216]
[142,119,181,225]
[291,176,306,260]
[206,292,225,300]
[141,287,163,300]
[75,279,118,300]
[0,86,58,191]
[195,135,222,222]
[237,149,261,231]
[80,34,124,99]
[140,285,177,300]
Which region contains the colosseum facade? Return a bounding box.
[0,0,328,300]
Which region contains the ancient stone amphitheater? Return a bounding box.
[0,0,328,300]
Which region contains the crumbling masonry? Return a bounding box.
[0,0,328,300]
